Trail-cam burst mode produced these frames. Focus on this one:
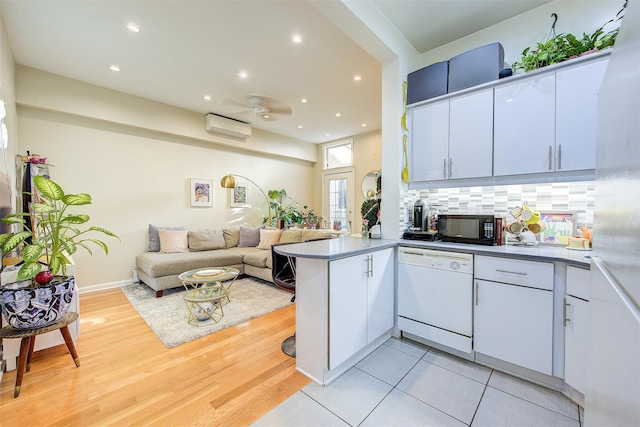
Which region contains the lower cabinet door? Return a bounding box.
[565,295,589,394]
[474,279,553,375]
[328,254,368,370]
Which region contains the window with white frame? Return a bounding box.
[323,140,352,169]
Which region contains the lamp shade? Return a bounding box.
[220,175,236,189]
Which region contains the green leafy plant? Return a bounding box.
[0,176,119,282]
[265,189,304,226]
[513,19,620,72]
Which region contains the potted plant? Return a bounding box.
[265,189,304,228]
[512,17,621,73]
[0,176,118,329]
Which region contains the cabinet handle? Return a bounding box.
[557,144,562,170]
[564,298,571,326]
[369,255,374,278]
[449,158,452,178]
[443,159,447,178]
[475,281,479,306]
[548,146,553,171]
[495,269,528,276]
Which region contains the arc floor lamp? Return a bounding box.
[220,174,272,226]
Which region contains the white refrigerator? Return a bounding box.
[585,0,640,425]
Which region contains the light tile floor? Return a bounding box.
[252,337,582,427]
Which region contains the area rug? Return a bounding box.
[121,278,293,348]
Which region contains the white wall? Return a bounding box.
[0,8,17,222]
[14,70,317,291]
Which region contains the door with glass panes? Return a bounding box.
[322,170,354,234]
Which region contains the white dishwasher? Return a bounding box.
[397,247,474,355]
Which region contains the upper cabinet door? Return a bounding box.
[410,99,449,182]
[449,89,494,179]
[494,73,555,176]
[556,56,609,172]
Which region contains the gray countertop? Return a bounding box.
[274,237,397,260]
[274,236,593,268]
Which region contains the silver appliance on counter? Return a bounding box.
[397,247,474,359]
[585,2,640,425]
[403,199,440,241]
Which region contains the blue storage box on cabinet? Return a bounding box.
[407,61,449,105]
[448,42,505,92]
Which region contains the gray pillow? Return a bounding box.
[188,229,225,251]
[148,224,184,252]
[238,226,261,247]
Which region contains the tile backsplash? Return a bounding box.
[402,181,594,232]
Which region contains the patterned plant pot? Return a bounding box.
[0,276,75,329]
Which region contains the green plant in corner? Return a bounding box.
[0,176,119,283]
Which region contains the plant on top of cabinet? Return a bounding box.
[512,9,623,73]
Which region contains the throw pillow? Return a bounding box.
[148,224,185,252]
[238,226,261,247]
[279,229,302,243]
[222,227,240,248]
[158,229,189,253]
[188,229,225,251]
[256,229,283,250]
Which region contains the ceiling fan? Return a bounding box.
[219,95,293,123]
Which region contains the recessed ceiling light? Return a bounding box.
[110,65,120,72]
[263,115,270,119]
[325,133,330,137]
[203,95,211,101]
[362,123,367,127]
[238,71,248,79]
[354,75,362,81]
[297,125,303,129]
[335,113,342,117]
[300,98,308,104]
[292,34,302,43]
[126,23,140,33]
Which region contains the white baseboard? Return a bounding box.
[78,280,133,294]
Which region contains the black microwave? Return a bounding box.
[437,214,502,246]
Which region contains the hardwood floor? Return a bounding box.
[0,288,309,426]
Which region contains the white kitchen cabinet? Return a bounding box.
[556,56,609,172]
[494,73,556,176]
[564,266,590,397]
[494,54,609,177]
[449,89,494,179]
[474,256,554,375]
[329,248,394,369]
[411,99,449,182]
[410,89,493,182]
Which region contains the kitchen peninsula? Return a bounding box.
[274,237,397,386]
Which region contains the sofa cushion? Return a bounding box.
[188,229,225,251]
[223,227,240,248]
[148,224,185,252]
[301,229,335,242]
[243,249,271,269]
[158,229,189,253]
[238,226,261,247]
[279,229,302,243]
[256,229,282,249]
[136,250,243,277]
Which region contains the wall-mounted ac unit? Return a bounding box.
[205,113,252,139]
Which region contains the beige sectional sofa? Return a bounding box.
[136,225,336,297]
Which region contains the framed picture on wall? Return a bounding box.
[538,211,576,245]
[190,178,213,207]
[231,181,248,207]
